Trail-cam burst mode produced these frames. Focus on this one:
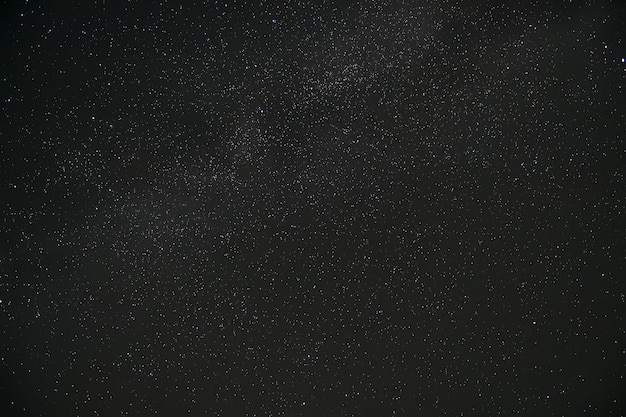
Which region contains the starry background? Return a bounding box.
[1,0,625,416]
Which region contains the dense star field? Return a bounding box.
[1,0,625,416]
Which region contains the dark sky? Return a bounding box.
[1,0,625,416]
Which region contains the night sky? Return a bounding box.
[1,0,625,416]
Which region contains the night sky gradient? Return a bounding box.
[1,0,625,416]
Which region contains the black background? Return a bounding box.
[1,0,625,416]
